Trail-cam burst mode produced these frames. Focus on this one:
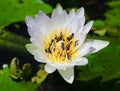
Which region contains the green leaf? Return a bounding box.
[0,0,53,26]
[106,1,120,7]
[0,65,39,91]
[105,1,120,37]
[93,20,105,29]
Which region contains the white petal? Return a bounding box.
[87,39,110,54]
[77,17,85,33]
[45,64,56,73]
[25,44,36,55]
[30,37,44,49]
[51,10,68,30]
[67,11,85,33]
[58,67,74,84]
[34,50,47,63]
[77,41,93,57]
[51,5,63,19]
[75,33,86,46]
[35,11,50,35]
[69,9,75,19]
[70,19,80,33]
[75,57,88,66]
[27,28,37,37]
[76,7,84,19]
[78,39,109,56]
[65,9,75,26]
[78,34,86,45]
[83,21,93,34]
[35,11,49,21]
[25,16,35,27]
[56,4,63,14]
[58,11,68,29]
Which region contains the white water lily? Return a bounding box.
[25,5,109,84]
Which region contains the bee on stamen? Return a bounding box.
[67,33,74,41]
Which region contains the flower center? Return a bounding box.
[44,30,79,64]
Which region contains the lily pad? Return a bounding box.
[0,0,53,26]
[0,65,39,91]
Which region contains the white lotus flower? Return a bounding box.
[25,5,109,84]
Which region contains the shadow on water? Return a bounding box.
[36,71,120,91]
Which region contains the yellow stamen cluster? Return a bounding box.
[44,30,79,64]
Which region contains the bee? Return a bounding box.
[67,33,74,41]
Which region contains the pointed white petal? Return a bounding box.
[36,11,49,21]
[45,64,56,73]
[75,57,88,66]
[69,9,75,19]
[78,39,109,56]
[76,7,84,18]
[83,21,93,34]
[51,4,63,19]
[58,11,68,29]
[58,67,74,84]
[56,4,63,14]
[25,44,36,55]
[66,9,75,27]
[87,39,110,54]
[35,11,50,35]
